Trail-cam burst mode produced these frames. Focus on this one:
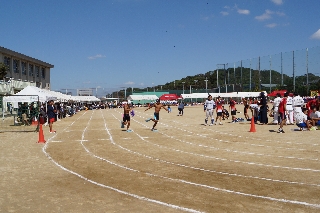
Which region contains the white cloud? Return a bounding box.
[220,11,229,16]
[271,0,283,5]
[254,10,286,21]
[88,54,106,60]
[234,4,250,15]
[124,81,135,85]
[255,9,273,21]
[237,8,250,15]
[266,23,277,28]
[276,11,285,16]
[311,29,320,39]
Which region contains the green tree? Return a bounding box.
[0,63,8,80]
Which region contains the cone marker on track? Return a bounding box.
[38,124,46,143]
[249,117,256,132]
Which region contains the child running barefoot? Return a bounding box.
[121,101,133,132]
[145,99,168,131]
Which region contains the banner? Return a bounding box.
[310,90,319,97]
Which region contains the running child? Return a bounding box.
[121,102,133,132]
[145,99,168,131]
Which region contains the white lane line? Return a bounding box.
[128,110,320,162]
[44,111,203,213]
[111,113,320,187]
[128,115,320,173]
[95,112,320,208]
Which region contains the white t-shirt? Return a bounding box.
[295,112,307,124]
[205,100,215,110]
[286,96,293,110]
[310,111,320,119]
[273,97,282,108]
[293,95,304,113]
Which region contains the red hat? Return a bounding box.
[289,93,293,97]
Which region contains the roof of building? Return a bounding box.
[260,84,278,87]
[0,46,54,68]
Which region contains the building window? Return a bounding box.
[29,64,33,76]
[35,66,39,77]
[21,61,27,75]
[13,59,19,73]
[4,56,11,70]
[41,67,45,79]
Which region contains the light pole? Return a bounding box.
[204,77,208,93]
[182,82,185,94]
[120,87,127,99]
[217,64,226,92]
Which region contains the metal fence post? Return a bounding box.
[306,48,309,95]
[293,50,295,92]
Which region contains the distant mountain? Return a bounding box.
[110,68,320,98]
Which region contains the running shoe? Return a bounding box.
[145,118,151,122]
[126,129,132,132]
[121,121,124,128]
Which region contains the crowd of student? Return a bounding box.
[202,92,320,132]
[271,92,320,132]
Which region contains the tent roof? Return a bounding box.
[181,91,268,99]
[71,96,100,102]
[159,94,180,100]
[4,86,57,102]
[127,95,158,101]
[267,90,287,97]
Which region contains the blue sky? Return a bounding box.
[1,0,320,96]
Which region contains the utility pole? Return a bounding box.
[204,77,208,93]
[182,82,185,94]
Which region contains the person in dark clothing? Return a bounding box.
[178,102,184,116]
[258,92,268,124]
[47,100,56,133]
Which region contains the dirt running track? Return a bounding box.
[1,105,320,213]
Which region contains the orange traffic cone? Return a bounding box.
[38,124,46,143]
[249,117,256,132]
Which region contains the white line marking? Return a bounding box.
[43,111,203,213]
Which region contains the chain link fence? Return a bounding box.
[217,46,320,95]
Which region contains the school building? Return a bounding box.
[0,46,54,95]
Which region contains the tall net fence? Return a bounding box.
[219,46,320,95]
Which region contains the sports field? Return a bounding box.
[1,105,320,213]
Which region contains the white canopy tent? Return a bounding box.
[181,91,267,100]
[44,90,72,102]
[71,96,100,102]
[127,95,158,101]
[3,86,57,103]
[127,95,159,104]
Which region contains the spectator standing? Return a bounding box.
[178,101,184,116]
[277,93,288,133]
[47,100,56,133]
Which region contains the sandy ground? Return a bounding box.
[1,105,320,213]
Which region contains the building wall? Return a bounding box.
[0,46,53,91]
